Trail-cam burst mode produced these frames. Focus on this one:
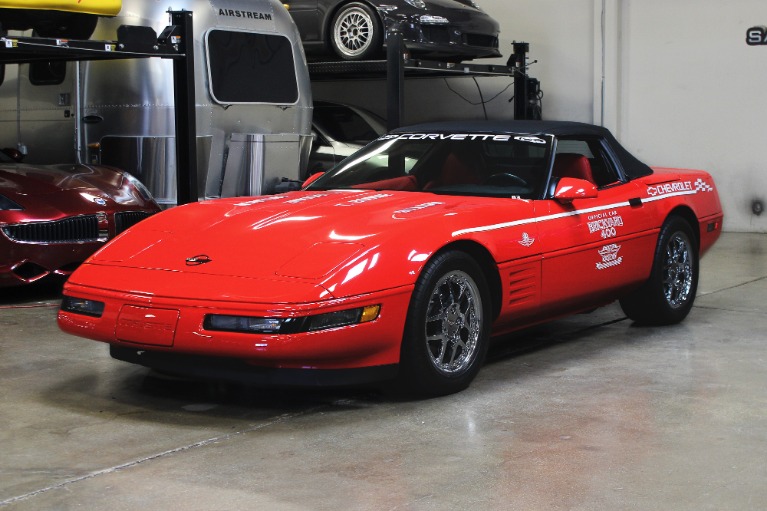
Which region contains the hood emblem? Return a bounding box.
[186,254,212,266]
[94,197,107,206]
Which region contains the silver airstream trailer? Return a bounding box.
[0,0,313,204]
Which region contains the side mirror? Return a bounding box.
[302,172,324,189]
[553,177,598,203]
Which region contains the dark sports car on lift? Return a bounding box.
[0,152,160,287]
[308,101,386,175]
[284,0,501,61]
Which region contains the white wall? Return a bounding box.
[315,0,767,232]
[481,0,767,232]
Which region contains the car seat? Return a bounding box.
[551,153,595,184]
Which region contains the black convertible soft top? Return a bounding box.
[392,120,654,180]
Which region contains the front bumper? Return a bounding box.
[0,238,105,287]
[0,209,155,287]
[381,9,501,59]
[58,280,414,376]
[110,346,398,387]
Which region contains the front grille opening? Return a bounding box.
[13,262,49,281]
[464,33,498,49]
[2,215,99,243]
[115,211,153,235]
[421,26,451,45]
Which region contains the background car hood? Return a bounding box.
[0,164,131,218]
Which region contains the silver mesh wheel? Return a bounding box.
[424,270,483,375]
[332,6,374,58]
[663,231,694,309]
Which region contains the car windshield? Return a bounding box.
[304,132,554,199]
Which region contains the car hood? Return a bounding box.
[89,190,452,272]
[78,189,530,302]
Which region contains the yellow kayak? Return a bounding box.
[0,0,121,16]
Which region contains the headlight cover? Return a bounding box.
[61,296,106,318]
[455,0,482,9]
[124,172,156,203]
[204,305,381,335]
[420,15,449,25]
[404,0,426,9]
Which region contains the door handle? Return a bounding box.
[629,197,643,207]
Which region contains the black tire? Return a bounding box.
[619,216,699,325]
[329,2,382,60]
[394,251,492,397]
[35,13,98,39]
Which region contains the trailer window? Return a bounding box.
[206,30,298,104]
[29,61,66,86]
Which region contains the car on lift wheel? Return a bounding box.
[330,2,383,60]
[619,215,699,325]
[395,251,492,397]
[34,12,98,39]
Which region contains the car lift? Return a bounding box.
[0,10,199,205]
[0,12,539,205]
[307,30,539,130]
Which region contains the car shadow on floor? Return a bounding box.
[0,277,65,305]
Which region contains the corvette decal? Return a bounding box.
[694,179,714,192]
[514,136,547,145]
[453,184,709,238]
[381,133,514,142]
[647,181,693,197]
[339,193,393,206]
[235,195,287,206]
[286,194,329,204]
[587,211,624,239]
[518,232,535,247]
[394,202,445,214]
[596,244,623,270]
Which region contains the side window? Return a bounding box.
[554,138,620,188]
[206,30,298,104]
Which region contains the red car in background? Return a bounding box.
[0,152,160,287]
[58,121,723,396]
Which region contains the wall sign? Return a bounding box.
[747,26,767,45]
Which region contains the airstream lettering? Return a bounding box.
[0,0,313,205]
[218,9,273,20]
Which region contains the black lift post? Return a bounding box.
[511,41,530,120]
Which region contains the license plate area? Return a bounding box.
[115,306,179,346]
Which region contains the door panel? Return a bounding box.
[536,181,658,312]
[284,0,321,42]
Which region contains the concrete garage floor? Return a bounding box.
[1,232,766,510]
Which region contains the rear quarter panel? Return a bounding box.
[643,168,723,255]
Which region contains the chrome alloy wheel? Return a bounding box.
[663,232,694,309]
[332,7,374,58]
[424,270,483,375]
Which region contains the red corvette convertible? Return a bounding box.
[58,121,723,396]
[1,154,160,287]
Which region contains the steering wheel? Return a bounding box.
[483,173,527,187]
